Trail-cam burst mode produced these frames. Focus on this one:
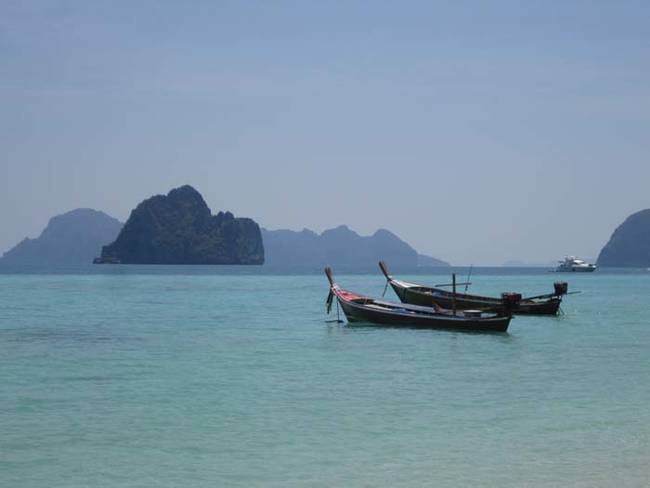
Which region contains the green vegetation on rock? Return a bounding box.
[99,185,264,264]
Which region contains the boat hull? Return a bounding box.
[391,283,561,315]
[338,297,511,332]
[556,267,596,273]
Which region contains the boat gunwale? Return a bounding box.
[398,284,559,306]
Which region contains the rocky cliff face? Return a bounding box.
[597,209,650,267]
[1,209,122,265]
[99,185,264,264]
[262,225,448,270]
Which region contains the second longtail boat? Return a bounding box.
[379,261,568,315]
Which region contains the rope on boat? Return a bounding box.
[325,288,344,323]
[464,265,473,293]
[326,290,334,314]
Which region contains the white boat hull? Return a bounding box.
[556,266,596,272]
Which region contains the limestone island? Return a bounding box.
[95,185,264,265]
[1,209,122,265]
[597,209,650,267]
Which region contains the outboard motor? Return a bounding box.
[554,282,568,296]
[501,292,522,314]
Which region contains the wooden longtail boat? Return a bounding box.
[379,261,566,315]
[325,267,514,332]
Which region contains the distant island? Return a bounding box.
[597,209,650,267]
[0,187,449,269]
[417,253,449,267]
[97,185,264,265]
[0,209,122,265]
[502,260,555,268]
[262,225,448,271]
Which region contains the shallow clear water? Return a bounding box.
[1,267,649,487]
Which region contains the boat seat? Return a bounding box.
[463,310,484,317]
[365,303,396,311]
[373,300,440,314]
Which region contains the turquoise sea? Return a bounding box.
[1,266,649,487]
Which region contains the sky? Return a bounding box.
[1,0,649,265]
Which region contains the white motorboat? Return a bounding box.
[556,256,596,272]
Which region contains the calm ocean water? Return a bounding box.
[1,266,649,487]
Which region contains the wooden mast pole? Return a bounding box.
[452,273,457,316]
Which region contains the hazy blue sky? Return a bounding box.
[2,1,649,264]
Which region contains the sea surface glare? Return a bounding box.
[1,267,649,487]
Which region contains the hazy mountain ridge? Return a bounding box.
[262,225,449,270]
[417,253,450,267]
[0,209,123,265]
[502,260,555,268]
[1,193,448,268]
[597,209,650,267]
[99,185,264,264]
